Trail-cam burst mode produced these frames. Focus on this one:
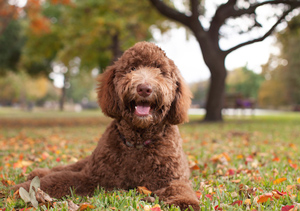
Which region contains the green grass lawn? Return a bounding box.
[1,108,300,210]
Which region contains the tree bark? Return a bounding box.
[111,33,123,63]
[204,64,227,121]
[59,75,67,111]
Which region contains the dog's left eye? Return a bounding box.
[131,67,136,71]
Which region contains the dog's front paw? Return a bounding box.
[27,168,51,180]
[11,180,31,192]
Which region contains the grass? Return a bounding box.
[1,108,300,210]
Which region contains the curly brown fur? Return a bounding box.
[13,42,199,210]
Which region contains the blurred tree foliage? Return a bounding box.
[0,72,58,106]
[190,80,208,107]
[277,15,300,105]
[259,15,300,108]
[0,20,25,74]
[22,0,167,74]
[226,66,264,99]
[0,0,167,109]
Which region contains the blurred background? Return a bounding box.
[1,0,300,122]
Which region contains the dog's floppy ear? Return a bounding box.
[97,65,121,118]
[166,69,192,125]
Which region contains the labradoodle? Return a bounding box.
[13,42,200,211]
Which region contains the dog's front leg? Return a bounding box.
[27,156,90,180]
[13,170,95,198]
[154,180,200,211]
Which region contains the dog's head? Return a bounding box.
[97,42,192,128]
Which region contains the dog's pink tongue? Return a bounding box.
[135,105,151,116]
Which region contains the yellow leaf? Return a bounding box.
[137,186,152,195]
[297,178,300,183]
[244,199,251,205]
[273,177,287,185]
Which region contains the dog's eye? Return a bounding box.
[131,67,136,71]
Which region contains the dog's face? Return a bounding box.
[98,42,192,128]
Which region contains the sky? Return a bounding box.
[154,27,275,84]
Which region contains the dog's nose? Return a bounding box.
[137,84,152,97]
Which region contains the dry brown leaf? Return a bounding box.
[35,188,53,203]
[67,199,79,211]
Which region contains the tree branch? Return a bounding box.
[148,0,191,27]
[190,0,200,18]
[209,0,300,38]
[224,7,294,55]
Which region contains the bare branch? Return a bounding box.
[210,0,300,35]
[224,7,294,55]
[190,0,200,18]
[149,0,191,27]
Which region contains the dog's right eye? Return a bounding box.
[131,67,136,71]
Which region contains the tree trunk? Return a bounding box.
[111,33,123,63]
[59,75,67,111]
[204,64,227,121]
[193,33,227,122]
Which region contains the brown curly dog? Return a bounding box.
[13,42,200,211]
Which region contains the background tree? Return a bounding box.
[226,66,264,99]
[259,15,300,108]
[258,60,288,108]
[149,0,300,121]
[277,15,300,106]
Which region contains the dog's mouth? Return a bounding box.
[132,101,154,117]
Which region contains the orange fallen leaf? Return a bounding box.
[191,165,200,170]
[257,193,274,203]
[79,203,95,211]
[195,190,202,199]
[273,177,287,185]
[137,186,152,195]
[244,199,251,206]
[1,179,15,187]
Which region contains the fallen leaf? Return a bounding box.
[257,193,274,203]
[231,200,243,206]
[1,179,15,187]
[35,188,53,203]
[273,178,287,185]
[214,205,223,210]
[79,203,95,211]
[244,199,251,206]
[195,190,202,199]
[137,186,152,195]
[68,200,79,211]
[151,204,161,211]
[282,205,295,211]
[205,194,213,200]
